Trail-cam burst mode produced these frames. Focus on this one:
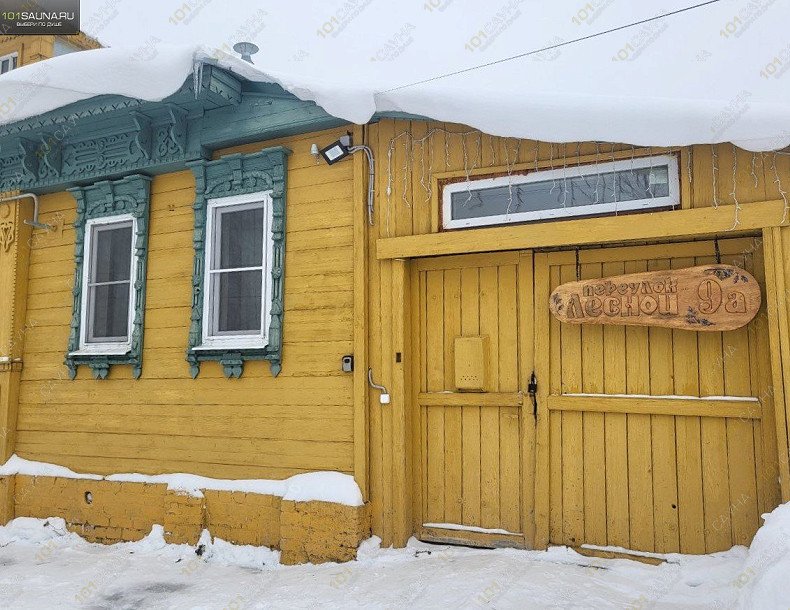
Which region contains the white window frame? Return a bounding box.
[197,191,274,351]
[0,52,18,74]
[73,215,138,356]
[442,154,680,229]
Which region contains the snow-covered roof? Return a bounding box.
[1,2,789,151]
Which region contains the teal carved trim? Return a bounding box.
[65,174,152,380]
[186,146,290,378]
[0,66,345,195]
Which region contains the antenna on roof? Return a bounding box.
[232,42,259,64]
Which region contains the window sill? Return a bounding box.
[69,347,132,357]
[65,349,140,381]
[192,342,267,352]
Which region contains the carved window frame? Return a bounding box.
[66,174,152,380]
[186,146,290,379]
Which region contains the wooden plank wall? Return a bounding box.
[366,118,790,547]
[17,126,358,480]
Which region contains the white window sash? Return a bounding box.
[442,154,680,230]
[0,52,18,74]
[72,214,137,356]
[198,191,274,350]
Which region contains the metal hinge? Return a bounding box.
[528,372,538,418]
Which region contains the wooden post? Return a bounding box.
[352,124,369,501]
[390,258,412,546]
[763,227,790,501]
[0,199,32,463]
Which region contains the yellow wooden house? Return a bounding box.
[0,32,100,69]
[0,40,788,564]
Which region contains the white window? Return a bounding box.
[442,154,680,229]
[0,53,18,74]
[76,216,137,355]
[199,191,273,350]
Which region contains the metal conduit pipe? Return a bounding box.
[0,192,54,231]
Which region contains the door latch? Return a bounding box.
[527,372,538,418]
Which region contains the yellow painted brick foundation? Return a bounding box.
[163,490,205,545]
[2,475,368,563]
[204,490,281,547]
[279,499,370,565]
[0,476,13,524]
[14,475,167,543]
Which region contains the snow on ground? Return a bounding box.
[1,2,789,150]
[0,507,788,609]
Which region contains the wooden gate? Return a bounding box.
[412,252,535,548]
[534,238,781,553]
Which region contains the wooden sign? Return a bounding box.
[549,264,761,331]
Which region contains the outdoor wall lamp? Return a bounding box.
[314,134,376,225]
[318,135,352,165]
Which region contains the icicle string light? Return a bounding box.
[418,137,429,204]
[382,128,749,232]
[772,151,789,224]
[462,132,472,207]
[711,144,719,208]
[402,135,411,209]
[593,142,601,204]
[729,143,741,230]
[505,138,514,215]
[610,143,617,200]
[561,143,569,208]
[750,152,759,189]
[647,148,655,198]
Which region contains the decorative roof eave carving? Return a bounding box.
[0,64,345,194]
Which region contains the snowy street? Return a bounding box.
[0,516,777,609]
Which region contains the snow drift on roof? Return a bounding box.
[1,1,789,151]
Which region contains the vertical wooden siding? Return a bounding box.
[16,126,358,480]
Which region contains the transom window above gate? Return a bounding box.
[442,154,680,229]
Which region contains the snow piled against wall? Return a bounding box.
[1,1,789,150]
[0,455,364,506]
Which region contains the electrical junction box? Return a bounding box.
[454,336,488,392]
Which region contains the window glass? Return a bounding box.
[450,166,670,220]
[205,200,267,341]
[86,222,133,343]
[88,284,131,341]
[212,270,263,334]
[0,54,17,74]
[93,225,133,282]
[215,206,264,269]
